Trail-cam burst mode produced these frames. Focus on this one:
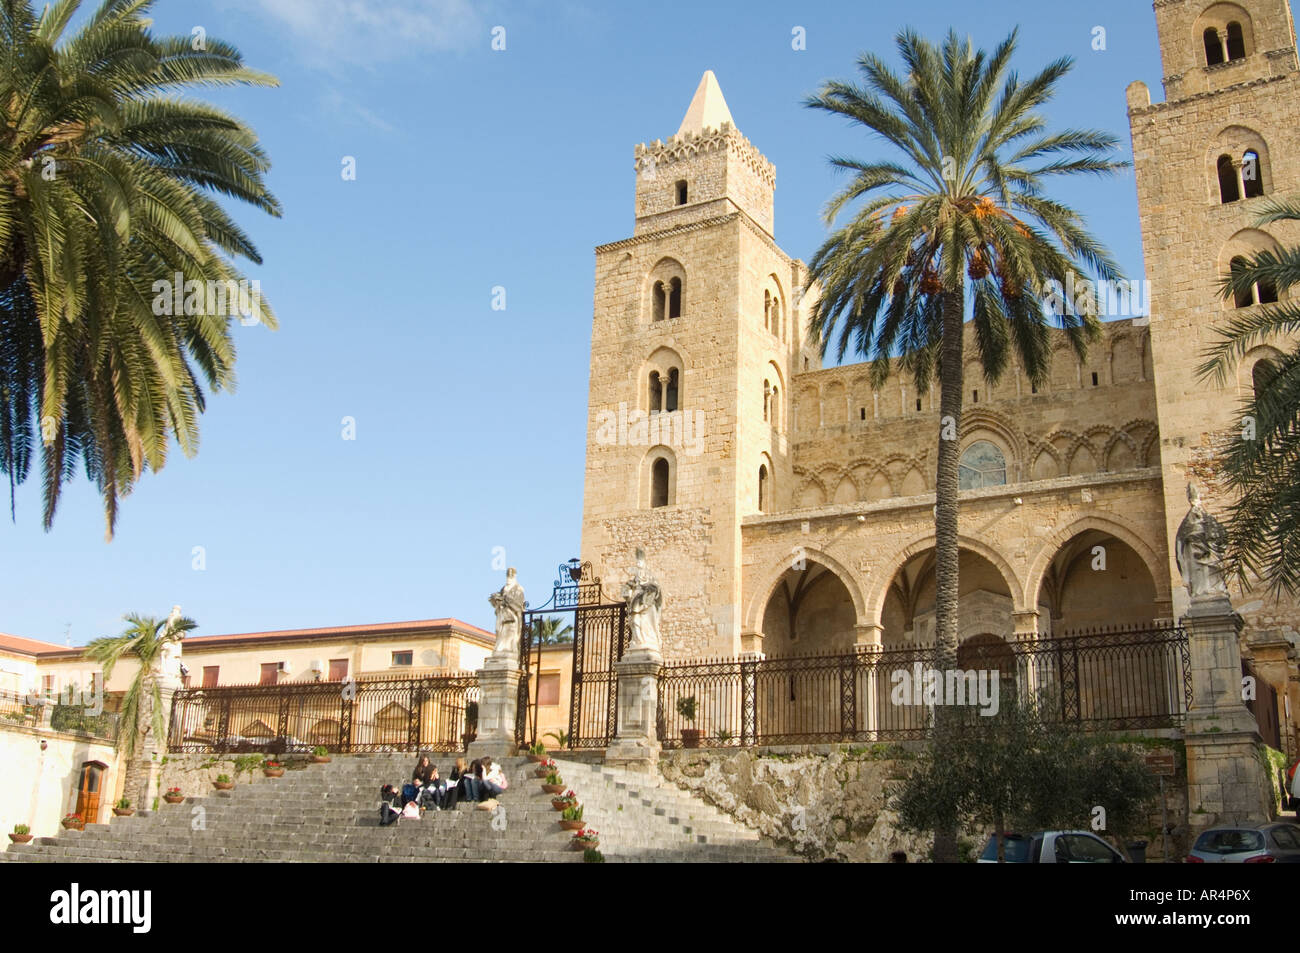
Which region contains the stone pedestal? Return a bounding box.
[466,657,521,761]
[144,676,182,810]
[1182,594,1275,827]
[605,649,663,771]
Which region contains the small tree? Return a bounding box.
[894,693,1157,861]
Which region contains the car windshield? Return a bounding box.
[979,835,1035,862]
[1194,830,1265,854]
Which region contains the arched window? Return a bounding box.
[1242,150,1263,198]
[1226,22,1246,61]
[675,179,688,205]
[1218,154,1240,203]
[763,380,771,421]
[668,277,682,319]
[665,368,679,412]
[1205,28,1225,66]
[758,464,769,513]
[649,371,663,413]
[764,290,771,331]
[1252,358,1277,401]
[652,281,666,322]
[959,441,1008,490]
[771,385,780,430]
[1230,256,1277,307]
[651,458,671,508]
[771,297,781,338]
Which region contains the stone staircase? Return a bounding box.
[1,754,801,863]
[549,758,801,862]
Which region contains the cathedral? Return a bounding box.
[578,0,1300,751]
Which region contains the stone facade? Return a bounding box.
[578,9,1300,755]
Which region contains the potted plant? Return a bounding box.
[462,701,479,747]
[162,787,185,804]
[309,745,331,764]
[534,757,557,778]
[262,759,285,778]
[551,789,578,812]
[559,804,584,831]
[9,824,32,844]
[540,770,565,795]
[677,696,701,748]
[571,827,599,850]
[526,741,547,763]
[717,728,733,744]
[61,813,85,831]
[112,797,134,817]
[213,774,235,791]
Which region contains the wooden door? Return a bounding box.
[75,762,105,825]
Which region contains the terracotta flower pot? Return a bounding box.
[112,808,134,817]
[551,799,571,811]
[309,755,331,763]
[527,754,546,763]
[681,728,702,749]
[163,794,184,804]
[213,781,234,790]
[534,767,549,778]
[62,819,84,831]
[540,783,565,795]
[559,820,584,831]
[8,833,32,844]
[263,768,284,778]
[572,838,598,850]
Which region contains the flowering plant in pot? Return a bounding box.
[551,789,578,811]
[213,774,234,791]
[677,696,701,748]
[112,797,134,817]
[534,757,557,778]
[9,824,32,844]
[540,770,565,795]
[162,787,185,804]
[571,827,599,850]
[262,759,285,778]
[61,813,85,831]
[559,804,584,831]
[309,745,331,764]
[526,742,547,763]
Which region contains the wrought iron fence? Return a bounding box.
[0,690,119,740]
[657,623,1193,749]
[168,673,479,754]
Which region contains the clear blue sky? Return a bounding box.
[0,0,1229,644]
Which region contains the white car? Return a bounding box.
[978,830,1127,863]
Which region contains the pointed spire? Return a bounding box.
[676,70,735,138]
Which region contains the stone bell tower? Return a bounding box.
[580,71,818,658]
[1128,0,1300,625]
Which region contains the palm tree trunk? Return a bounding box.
[932,288,965,863]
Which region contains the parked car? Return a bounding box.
[1186,823,1300,863]
[977,831,1127,863]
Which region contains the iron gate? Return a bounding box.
[516,560,628,749]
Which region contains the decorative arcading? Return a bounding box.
[634,123,776,188]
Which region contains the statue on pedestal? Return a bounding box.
[489,568,526,662]
[1176,483,1230,599]
[623,548,663,655]
[154,604,186,683]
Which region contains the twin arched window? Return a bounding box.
[649,368,680,413]
[1230,256,1278,308]
[959,441,1008,490]
[652,277,683,322]
[1218,150,1264,203]
[764,289,782,339]
[1205,22,1247,67]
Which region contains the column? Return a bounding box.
[605,648,663,771]
[466,656,522,761]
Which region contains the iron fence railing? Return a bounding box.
[168,673,479,754]
[656,623,1193,749]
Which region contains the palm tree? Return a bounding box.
[804,28,1126,861]
[0,0,280,538]
[1198,197,1300,596]
[86,610,196,807]
[529,616,574,645]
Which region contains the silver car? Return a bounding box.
[977,830,1127,863]
[1186,823,1300,863]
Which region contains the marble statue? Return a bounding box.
[154,604,186,682]
[623,547,664,655]
[489,568,526,661]
[1175,483,1230,598]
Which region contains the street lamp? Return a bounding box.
[567,558,582,583]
